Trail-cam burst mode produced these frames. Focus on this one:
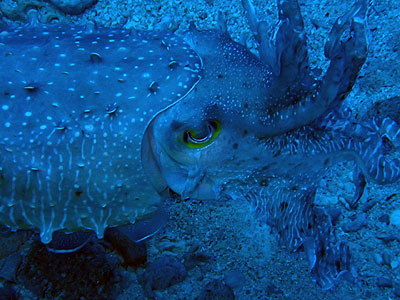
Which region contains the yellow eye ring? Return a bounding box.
[184,120,221,149]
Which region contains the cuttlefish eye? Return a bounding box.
[183,120,221,148]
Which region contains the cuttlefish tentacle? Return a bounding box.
[245,182,350,290]
[142,0,399,290]
[317,108,400,184]
[338,118,400,184]
[242,0,368,136]
[242,0,311,99]
[247,114,400,288]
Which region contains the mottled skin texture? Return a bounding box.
[145,0,400,289]
[0,0,399,290]
[0,21,201,243]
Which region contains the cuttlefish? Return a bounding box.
[143,0,399,288]
[0,0,398,289]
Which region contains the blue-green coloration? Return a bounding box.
[145,0,400,289]
[0,15,201,244]
[0,0,399,291]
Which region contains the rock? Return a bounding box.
[391,257,400,270]
[183,249,213,270]
[18,241,120,299]
[265,283,284,295]
[0,0,45,22]
[378,214,390,225]
[47,0,97,14]
[362,199,378,213]
[377,233,400,243]
[104,226,147,268]
[394,285,400,297]
[0,253,21,282]
[0,228,31,259]
[0,285,17,300]
[224,269,246,289]
[390,209,400,226]
[367,96,400,124]
[138,255,187,298]
[196,280,235,300]
[363,291,373,299]
[342,213,367,233]
[153,16,179,32]
[315,193,339,206]
[325,207,342,224]
[377,277,393,288]
[372,253,383,266]
[383,252,392,266]
[199,11,208,20]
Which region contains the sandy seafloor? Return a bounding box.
[1,0,400,299]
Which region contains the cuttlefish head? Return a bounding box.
[141,28,275,200]
[142,95,270,201]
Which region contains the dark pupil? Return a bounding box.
[184,121,215,143]
[183,131,190,143]
[208,120,218,130]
